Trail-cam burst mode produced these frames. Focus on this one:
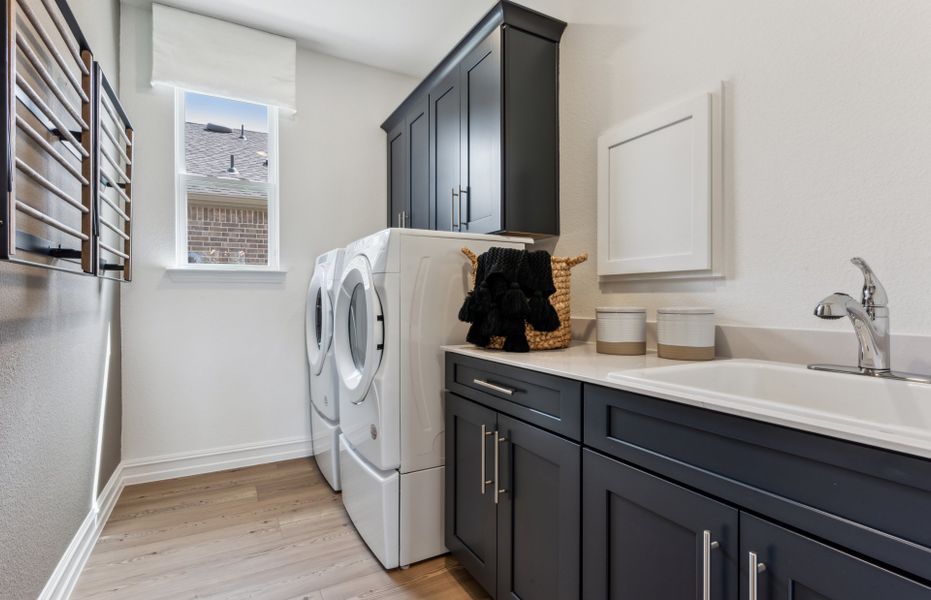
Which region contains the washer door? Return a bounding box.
[305,264,332,376]
[334,255,383,406]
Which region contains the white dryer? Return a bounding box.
[332,228,526,568]
[306,248,344,491]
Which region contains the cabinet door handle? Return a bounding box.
[472,378,515,396]
[494,431,507,504]
[402,210,407,228]
[451,187,460,230]
[748,551,766,600]
[480,424,493,494]
[702,530,720,600]
[459,186,468,226]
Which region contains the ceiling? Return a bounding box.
[125,0,572,78]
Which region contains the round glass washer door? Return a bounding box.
[333,254,383,405]
[305,265,332,376]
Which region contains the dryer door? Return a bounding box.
[305,264,332,376]
[334,255,384,407]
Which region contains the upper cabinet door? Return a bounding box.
[386,120,407,228]
[406,96,430,230]
[460,29,502,234]
[740,514,931,600]
[496,414,580,600]
[445,393,498,595]
[582,449,739,600]
[429,69,461,232]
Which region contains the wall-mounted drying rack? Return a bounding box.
[94,69,133,281]
[2,0,135,281]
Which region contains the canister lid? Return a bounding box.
[657,306,715,315]
[596,306,646,313]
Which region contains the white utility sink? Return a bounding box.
[608,359,931,457]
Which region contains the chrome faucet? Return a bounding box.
[809,257,931,383]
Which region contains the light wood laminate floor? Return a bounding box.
[72,458,488,599]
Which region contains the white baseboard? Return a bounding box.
[38,463,125,600]
[38,436,312,599]
[120,436,313,486]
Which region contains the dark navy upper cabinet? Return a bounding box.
[429,70,460,232]
[459,29,502,234]
[386,120,407,228]
[382,1,565,237]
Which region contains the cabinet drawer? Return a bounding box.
[583,383,931,583]
[446,352,582,441]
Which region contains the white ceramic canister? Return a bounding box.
[596,307,646,355]
[656,307,715,360]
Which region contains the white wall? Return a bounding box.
[555,0,931,337]
[119,4,416,461]
[0,2,122,598]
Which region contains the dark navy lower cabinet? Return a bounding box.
[497,414,580,600]
[446,393,498,594]
[445,354,931,600]
[445,391,580,599]
[740,513,931,600]
[582,449,739,600]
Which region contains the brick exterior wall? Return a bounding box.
[187,203,268,265]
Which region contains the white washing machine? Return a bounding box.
[306,248,344,491]
[332,228,527,568]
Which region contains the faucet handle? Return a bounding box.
[850,257,888,308]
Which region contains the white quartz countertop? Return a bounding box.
[443,342,931,460]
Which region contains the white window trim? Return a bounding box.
[172,88,282,273]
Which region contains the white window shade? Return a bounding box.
[151,4,296,112]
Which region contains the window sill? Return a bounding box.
[166,266,288,283]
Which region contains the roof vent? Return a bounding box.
[238,124,247,140]
[226,154,239,175]
[204,122,233,133]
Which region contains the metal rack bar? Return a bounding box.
[38,0,87,75]
[100,173,130,204]
[15,33,87,129]
[14,0,87,103]
[99,146,129,184]
[15,73,86,156]
[98,191,129,222]
[99,216,128,240]
[98,240,128,260]
[99,95,130,145]
[16,199,88,240]
[15,157,87,213]
[15,115,87,184]
[98,122,130,164]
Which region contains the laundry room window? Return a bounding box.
[173,89,280,269]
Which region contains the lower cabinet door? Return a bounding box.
[496,414,580,600]
[445,394,498,595]
[582,449,739,600]
[740,513,931,600]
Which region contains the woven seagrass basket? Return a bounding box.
[462,247,588,350]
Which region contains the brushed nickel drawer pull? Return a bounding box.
[494,431,507,504]
[702,530,720,600]
[480,424,493,494]
[473,378,515,396]
[748,551,766,600]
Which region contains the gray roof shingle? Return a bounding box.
[185,122,269,200]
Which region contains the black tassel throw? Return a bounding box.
[459,247,561,353]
